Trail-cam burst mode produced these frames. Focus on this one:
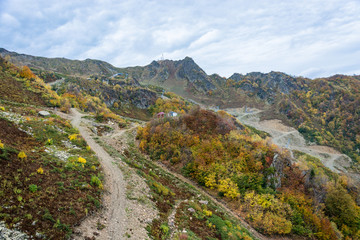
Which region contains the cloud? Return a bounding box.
[0,0,360,78]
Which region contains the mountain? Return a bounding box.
[0,48,302,105]
[0,48,120,77]
[122,57,216,95]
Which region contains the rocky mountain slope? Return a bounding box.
[0,48,119,77]
[122,57,216,95]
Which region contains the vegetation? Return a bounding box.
[97,127,255,239]
[0,106,103,239]
[137,107,360,238]
[0,57,106,238]
[276,75,360,164]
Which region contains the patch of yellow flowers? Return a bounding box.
[68,134,78,141]
[18,151,27,160]
[37,167,44,174]
[78,156,86,164]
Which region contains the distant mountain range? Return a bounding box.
[0,48,310,106]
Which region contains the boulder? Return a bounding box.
[38,111,50,117]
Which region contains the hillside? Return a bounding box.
[0,55,262,239]
[0,48,120,77]
[0,58,104,239]
[137,107,360,239]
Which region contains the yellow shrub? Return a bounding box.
[18,151,27,160]
[205,173,217,189]
[78,157,86,164]
[203,209,212,216]
[46,138,53,145]
[37,167,44,174]
[68,134,78,141]
[86,146,91,151]
[218,178,240,199]
[0,106,5,111]
[0,140,4,149]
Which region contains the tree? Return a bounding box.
[20,66,36,80]
[325,184,359,230]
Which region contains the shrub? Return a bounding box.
[37,167,44,174]
[203,209,212,217]
[90,175,102,188]
[29,184,38,193]
[160,224,169,234]
[77,157,86,164]
[0,140,4,149]
[68,134,78,141]
[46,138,53,145]
[18,151,27,160]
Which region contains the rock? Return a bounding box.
[199,200,208,205]
[187,208,195,213]
[0,222,28,240]
[38,111,50,117]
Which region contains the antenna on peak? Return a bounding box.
[160,54,164,61]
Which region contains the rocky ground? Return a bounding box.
[0,222,28,240]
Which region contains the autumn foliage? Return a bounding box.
[137,107,360,238]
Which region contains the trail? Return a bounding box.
[225,107,352,173]
[58,109,127,240]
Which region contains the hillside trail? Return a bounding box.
[225,107,352,174]
[56,108,127,240]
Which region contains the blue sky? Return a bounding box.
[1,0,360,78]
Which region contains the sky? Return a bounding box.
[1,0,360,79]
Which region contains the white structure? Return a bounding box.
[168,111,178,117]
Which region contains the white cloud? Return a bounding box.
[0,0,360,78]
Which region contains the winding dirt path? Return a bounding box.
[63,109,126,240]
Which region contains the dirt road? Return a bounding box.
[67,109,126,240]
[225,107,352,173]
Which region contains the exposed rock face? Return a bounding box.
[229,71,309,102]
[267,154,292,189]
[100,85,157,110]
[176,57,215,91]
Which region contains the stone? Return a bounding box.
[38,111,50,117]
[187,208,195,213]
